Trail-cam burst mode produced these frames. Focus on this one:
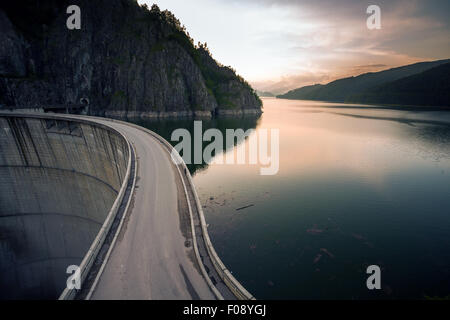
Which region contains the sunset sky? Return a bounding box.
[139,0,450,94]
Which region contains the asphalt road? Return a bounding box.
[89,119,215,300]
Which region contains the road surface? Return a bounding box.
[89,119,216,300]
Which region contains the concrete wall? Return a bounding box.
[0,115,129,299]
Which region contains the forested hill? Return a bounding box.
[0,0,262,117]
[278,59,450,107]
[354,62,450,107]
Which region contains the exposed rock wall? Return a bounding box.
[0,1,262,118]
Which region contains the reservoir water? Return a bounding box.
[134,98,450,299]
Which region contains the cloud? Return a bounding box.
[252,72,332,95]
[247,0,450,92]
[146,0,450,92]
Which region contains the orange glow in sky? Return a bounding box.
[139,0,450,94]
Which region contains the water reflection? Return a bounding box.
[193,99,450,299]
[129,115,261,174]
[130,99,450,299]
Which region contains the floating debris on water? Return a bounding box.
[236,204,254,211]
[307,225,324,235]
[313,254,322,264]
[320,248,335,258]
[352,233,366,240]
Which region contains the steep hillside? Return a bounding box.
[353,63,450,107]
[278,84,322,100]
[278,59,450,106]
[0,0,262,117]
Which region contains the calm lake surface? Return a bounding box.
[134,98,450,299]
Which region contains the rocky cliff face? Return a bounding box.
[0,0,262,118]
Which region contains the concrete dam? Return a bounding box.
[0,113,253,300]
[0,114,129,299]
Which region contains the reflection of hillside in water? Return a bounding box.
[129,114,262,175]
[328,111,450,161]
[294,107,450,161]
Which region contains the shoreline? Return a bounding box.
[273,97,450,111]
[104,108,263,120]
[0,107,263,119]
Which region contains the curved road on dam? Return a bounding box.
[85,119,215,300]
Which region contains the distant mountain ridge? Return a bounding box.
[277,59,450,107]
[256,90,275,97]
[355,62,450,107]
